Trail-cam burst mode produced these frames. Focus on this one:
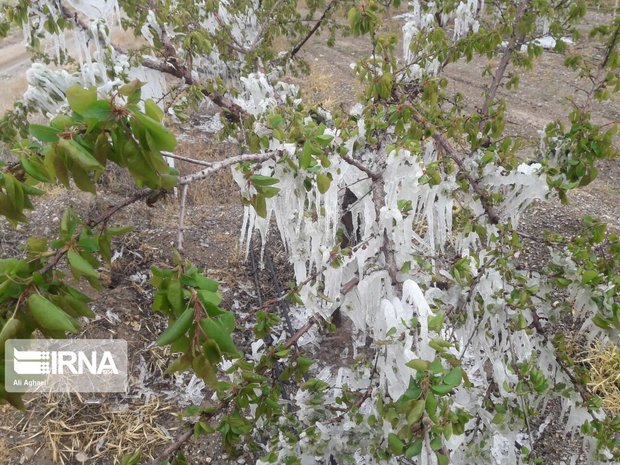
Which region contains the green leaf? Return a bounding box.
[66,86,97,116]
[28,294,79,332]
[120,450,142,465]
[250,175,279,186]
[29,124,59,142]
[200,317,240,357]
[256,185,280,198]
[299,141,313,169]
[316,134,333,147]
[83,100,112,122]
[64,294,95,318]
[193,274,218,292]
[430,383,454,396]
[70,163,96,193]
[67,249,99,280]
[406,359,429,371]
[57,139,103,171]
[20,157,51,183]
[581,269,598,285]
[157,307,195,346]
[407,399,425,425]
[50,114,73,130]
[387,433,404,455]
[166,280,185,314]
[316,173,331,194]
[255,194,267,218]
[0,318,24,353]
[145,99,164,122]
[405,439,423,458]
[131,111,176,152]
[443,367,463,387]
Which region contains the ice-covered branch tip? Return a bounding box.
[177,152,279,185]
[55,0,246,122]
[407,110,501,223]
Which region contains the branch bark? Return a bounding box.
[177,184,189,251]
[289,0,339,60]
[40,190,151,275]
[479,0,529,125]
[178,152,278,185]
[410,111,501,224]
[161,151,213,167]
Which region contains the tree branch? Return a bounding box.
[161,151,213,167]
[178,152,278,185]
[40,190,151,275]
[410,111,501,224]
[177,184,189,252]
[289,0,338,59]
[479,0,529,124]
[340,154,381,181]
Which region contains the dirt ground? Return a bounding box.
[0,6,619,465]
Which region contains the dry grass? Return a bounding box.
[2,396,177,465]
[579,340,620,414]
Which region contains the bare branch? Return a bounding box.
[340,154,381,181]
[177,184,189,252]
[289,0,338,59]
[161,151,213,167]
[479,0,529,124]
[178,152,278,185]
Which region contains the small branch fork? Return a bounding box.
[40,190,151,275]
[175,151,278,249]
[178,151,278,185]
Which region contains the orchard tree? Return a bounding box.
[0,1,619,464]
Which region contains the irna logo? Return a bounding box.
[13,348,119,375]
[5,339,127,393]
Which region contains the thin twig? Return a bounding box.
[177,184,189,252]
[289,0,338,59]
[40,190,151,275]
[161,151,213,168]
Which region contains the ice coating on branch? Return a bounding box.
[453,0,481,39]
[65,0,120,21]
[23,64,80,115]
[399,0,482,78]
[481,162,548,227]
[19,1,132,113]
